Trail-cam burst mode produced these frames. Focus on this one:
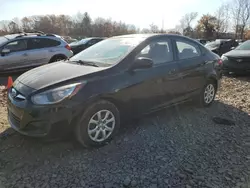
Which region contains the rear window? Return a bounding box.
[42,38,61,47]
[28,38,61,49]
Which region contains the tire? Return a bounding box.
[49,55,66,63]
[197,80,217,107]
[75,100,120,148]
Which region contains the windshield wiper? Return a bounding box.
[70,60,99,67]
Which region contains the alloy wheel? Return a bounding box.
[87,110,115,142]
[204,84,215,104]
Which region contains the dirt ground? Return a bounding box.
[0,76,250,188]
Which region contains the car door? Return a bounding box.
[121,37,180,114]
[174,38,206,97]
[26,38,50,66]
[0,39,28,71]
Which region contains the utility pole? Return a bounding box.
[161,17,164,32]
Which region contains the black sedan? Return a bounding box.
[70,37,105,55]
[7,34,222,148]
[221,40,250,74]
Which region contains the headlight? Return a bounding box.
[31,82,86,105]
[221,55,228,61]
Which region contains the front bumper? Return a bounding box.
[7,90,78,138]
[222,59,250,73]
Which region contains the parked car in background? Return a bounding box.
[0,32,73,73]
[236,39,245,45]
[221,40,250,75]
[205,39,238,56]
[69,37,106,55]
[8,34,222,147]
[196,39,208,45]
[62,36,78,44]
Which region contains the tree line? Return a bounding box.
[176,0,250,39]
[0,0,250,40]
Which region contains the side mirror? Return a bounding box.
[129,57,153,71]
[1,48,10,56]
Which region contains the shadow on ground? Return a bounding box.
[0,100,250,188]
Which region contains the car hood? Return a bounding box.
[16,61,108,90]
[224,50,250,58]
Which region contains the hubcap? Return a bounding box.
[204,84,215,104]
[87,110,115,142]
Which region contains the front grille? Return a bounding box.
[9,111,21,128]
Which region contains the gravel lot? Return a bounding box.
[0,76,250,188]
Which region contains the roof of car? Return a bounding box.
[4,33,63,40]
[110,34,202,44]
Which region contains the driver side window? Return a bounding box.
[4,40,27,53]
[136,39,173,64]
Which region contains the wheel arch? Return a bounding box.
[206,74,219,90]
[49,54,67,63]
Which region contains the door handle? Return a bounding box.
[22,53,28,56]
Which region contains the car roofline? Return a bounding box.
[109,33,193,41]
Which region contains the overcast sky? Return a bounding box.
[0,0,228,29]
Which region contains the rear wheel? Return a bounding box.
[75,100,120,148]
[197,80,217,107]
[49,55,66,63]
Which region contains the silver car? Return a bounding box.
[0,33,73,73]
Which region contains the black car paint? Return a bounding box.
[7,34,221,138]
[70,38,105,55]
[222,49,250,73]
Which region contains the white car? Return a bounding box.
[0,32,73,73]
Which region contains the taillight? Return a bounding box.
[65,44,71,51]
[218,59,223,65]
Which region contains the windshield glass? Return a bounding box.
[205,41,220,48]
[70,37,146,66]
[70,38,91,46]
[0,37,8,45]
[235,40,250,50]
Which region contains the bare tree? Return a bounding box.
[0,20,9,33]
[149,23,159,33]
[179,12,198,37]
[214,3,230,36]
[179,12,198,34]
[239,0,250,39]
[231,0,250,39]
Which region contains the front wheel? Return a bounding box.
[197,81,217,107]
[75,100,120,148]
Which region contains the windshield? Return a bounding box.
[70,38,91,46]
[235,40,250,50]
[205,41,220,48]
[70,37,146,66]
[0,37,8,45]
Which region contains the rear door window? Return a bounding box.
[28,38,61,50]
[175,40,201,60]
